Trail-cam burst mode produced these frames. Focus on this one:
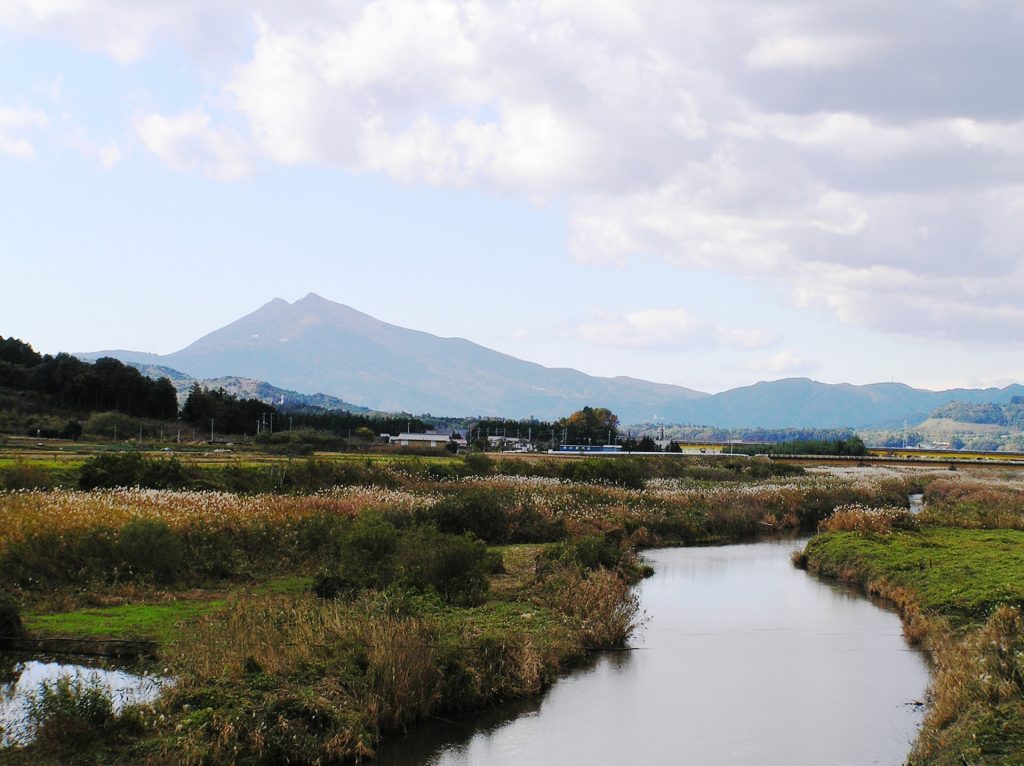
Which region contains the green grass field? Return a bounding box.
[804,528,1024,619]
[23,599,224,643]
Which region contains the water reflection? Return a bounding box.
[376,538,930,766]
[0,655,170,745]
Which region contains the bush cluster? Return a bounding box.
[311,514,501,606]
[560,458,647,489]
[78,452,189,490]
[0,519,286,587]
[417,487,565,544]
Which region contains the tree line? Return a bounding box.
[0,337,177,420]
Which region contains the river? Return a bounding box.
[375,537,931,766]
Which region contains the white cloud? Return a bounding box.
[744,35,879,70]
[578,309,776,351]
[135,109,251,181]
[63,125,122,169]
[0,105,47,159]
[0,0,254,64]
[97,141,122,170]
[11,0,1024,346]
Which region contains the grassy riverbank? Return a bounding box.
[0,455,925,763]
[803,492,1024,765]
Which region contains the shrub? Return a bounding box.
[61,420,83,440]
[337,513,401,590]
[25,675,115,753]
[395,527,498,606]
[560,458,646,489]
[422,488,510,543]
[296,512,350,559]
[462,452,493,475]
[313,521,498,605]
[115,519,187,584]
[425,462,463,481]
[0,460,53,489]
[508,501,565,543]
[544,534,623,572]
[79,451,144,488]
[78,452,189,489]
[141,456,190,488]
[0,591,24,637]
[313,514,400,597]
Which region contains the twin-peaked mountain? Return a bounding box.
[82,293,1024,427]
[83,293,706,422]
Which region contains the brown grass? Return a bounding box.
[819,504,920,534]
[543,566,641,649]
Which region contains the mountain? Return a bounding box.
[662,378,1024,429]
[82,293,1024,427]
[83,293,708,422]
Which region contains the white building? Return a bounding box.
[390,432,464,448]
[486,435,534,452]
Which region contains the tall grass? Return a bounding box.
[20,674,144,756]
[819,504,920,534]
[910,606,1024,765]
[922,477,1024,529]
[0,470,920,591]
[542,565,641,649]
[164,563,641,764]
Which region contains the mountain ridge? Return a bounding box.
[81,293,1024,427]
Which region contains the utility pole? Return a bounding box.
[210,418,214,442]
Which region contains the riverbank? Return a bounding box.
[2,543,641,764]
[803,517,1024,765]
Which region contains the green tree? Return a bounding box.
[559,406,620,444]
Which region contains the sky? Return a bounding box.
[2,0,1024,394]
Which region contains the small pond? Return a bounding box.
[0,655,170,746]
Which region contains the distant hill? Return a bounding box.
[82,293,1024,427]
[929,399,1024,429]
[115,362,369,413]
[664,378,1024,429]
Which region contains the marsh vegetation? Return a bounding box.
[802,470,1024,765]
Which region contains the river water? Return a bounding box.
[376,537,931,766]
